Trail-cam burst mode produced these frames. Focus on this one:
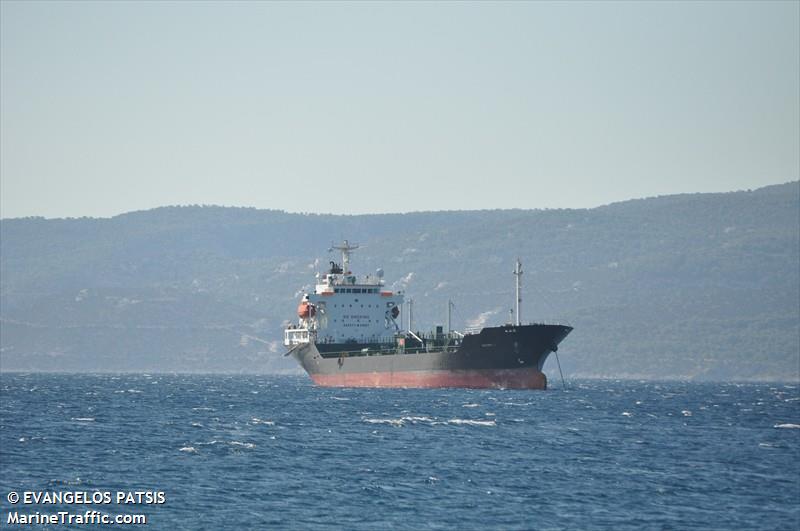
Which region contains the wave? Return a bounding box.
[403,416,434,423]
[773,423,800,429]
[179,446,198,453]
[250,417,275,426]
[363,418,405,426]
[71,417,95,422]
[363,416,434,425]
[447,419,496,427]
[362,416,495,427]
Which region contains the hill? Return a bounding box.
[1,182,798,380]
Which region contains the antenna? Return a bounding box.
[513,259,523,326]
[330,240,359,274]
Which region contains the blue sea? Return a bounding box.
[1,374,798,530]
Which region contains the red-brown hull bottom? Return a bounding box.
[310,368,547,390]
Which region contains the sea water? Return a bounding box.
[1,374,798,530]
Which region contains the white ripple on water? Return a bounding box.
[773,423,800,429]
[462,403,480,408]
[71,417,95,422]
[179,446,198,453]
[404,416,435,423]
[363,418,409,427]
[363,416,433,425]
[362,416,495,427]
[447,419,496,427]
[195,440,221,446]
[250,418,275,426]
[229,441,256,449]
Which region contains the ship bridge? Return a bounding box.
[285,241,404,346]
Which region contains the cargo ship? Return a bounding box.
[284,241,572,389]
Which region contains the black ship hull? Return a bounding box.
[290,324,572,389]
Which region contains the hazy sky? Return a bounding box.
[1,1,798,219]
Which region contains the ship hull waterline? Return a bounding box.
[310,367,548,390]
[290,324,572,390]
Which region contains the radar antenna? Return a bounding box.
[330,240,359,274]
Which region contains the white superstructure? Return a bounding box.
[284,241,404,346]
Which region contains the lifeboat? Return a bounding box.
[297,301,316,319]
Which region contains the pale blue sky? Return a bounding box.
[1,1,798,218]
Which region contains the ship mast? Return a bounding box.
[330,240,359,274]
[513,258,523,326]
[446,299,454,335]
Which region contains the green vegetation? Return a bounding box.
[1,182,798,380]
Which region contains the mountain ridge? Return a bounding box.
[1,182,798,380]
[2,180,795,222]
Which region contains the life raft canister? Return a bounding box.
[297,301,316,319]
